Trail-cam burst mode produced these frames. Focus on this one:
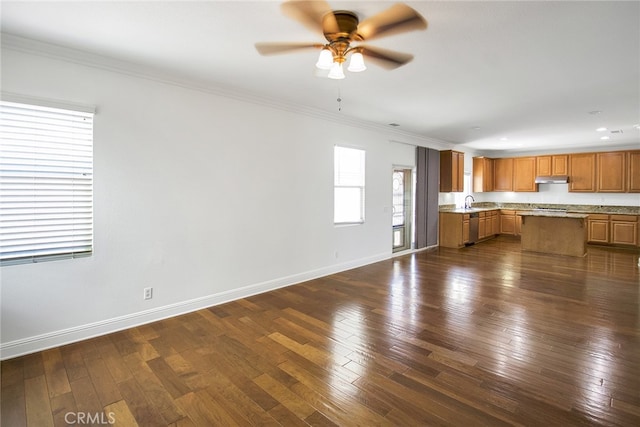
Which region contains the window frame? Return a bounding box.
[333,145,366,225]
[0,97,95,266]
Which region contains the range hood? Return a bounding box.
[535,175,569,184]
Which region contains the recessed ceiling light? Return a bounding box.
[600,136,610,140]
[500,137,508,141]
[596,127,608,132]
[588,110,602,115]
[633,124,640,130]
[470,126,481,130]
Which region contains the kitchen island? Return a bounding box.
[519,211,589,257]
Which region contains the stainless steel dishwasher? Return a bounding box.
[468,212,479,245]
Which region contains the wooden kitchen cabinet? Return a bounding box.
[500,210,516,234]
[537,155,568,176]
[587,214,638,247]
[479,212,487,239]
[494,158,514,191]
[462,217,470,244]
[597,152,626,192]
[588,214,609,243]
[440,212,469,248]
[627,150,640,192]
[440,150,464,192]
[515,211,523,235]
[610,215,638,246]
[569,153,597,192]
[513,157,538,192]
[479,210,499,238]
[473,157,494,192]
[491,210,499,235]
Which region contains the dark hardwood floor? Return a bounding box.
[2,236,640,426]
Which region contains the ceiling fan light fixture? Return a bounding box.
[347,51,367,72]
[316,47,334,70]
[328,62,345,79]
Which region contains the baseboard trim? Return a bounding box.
[0,252,390,360]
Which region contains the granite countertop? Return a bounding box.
[441,207,499,214]
[517,210,589,219]
[440,203,640,215]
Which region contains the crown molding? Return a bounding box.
[1,33,450,149]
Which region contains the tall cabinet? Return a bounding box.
[569,153,597,192]
[440,150,464,192]
[629,151,640,192]
[473,157,494,192]
[493,158,514,191]
[597,152,626,192]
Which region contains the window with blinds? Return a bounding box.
[334,145,365,224]
[0,100,94,265]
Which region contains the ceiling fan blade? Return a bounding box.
[360,46,414,70]
[255,42,322,56]
[281,0,338,35]
[357,3,427,41]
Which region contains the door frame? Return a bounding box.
[392,166,414,253]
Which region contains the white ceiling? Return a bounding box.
[2,0,639,154]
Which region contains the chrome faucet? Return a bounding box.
[464,195,475,209]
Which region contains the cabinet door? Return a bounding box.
[455,151,464,192]
[515,213,523,235]
[597,152,626,192]
[569,153,596,192]
[473,157,494,192]
[494,158,514,191]
[610,215,638,246]
[479,216,486,239]
[500,214,516,234]
[552,155,568,175]
[588,219,609,243]
[536,156,552,176]
[628,151,640,192]
[491,212,499,235]
[514,157,538,192]
[440,150,464,193]
[611,221,637,245]
[462,219,470,244]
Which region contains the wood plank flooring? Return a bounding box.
[2,236,640,426]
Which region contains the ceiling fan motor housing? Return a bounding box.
[323,11,363,42]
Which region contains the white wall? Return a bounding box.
[0,46,440,358]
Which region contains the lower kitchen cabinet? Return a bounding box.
[479,210,500,239]
[588,214,639,247]
[491,210,499,235]
[588,214,610,244]
[441,209,638,248]
[479,212,487,239]
[500,210,516,235]
[440,210,499,248]
[611,215,638,246]
[439,212,470,248]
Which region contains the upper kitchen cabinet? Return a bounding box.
[536,155,568,176]
[473,157,494,192]
[513,157,538,192]
[440,150,464,192]
[569,153,597,192]
[493,158,514,191]
[628,150,640,192]
[597,151,626,192]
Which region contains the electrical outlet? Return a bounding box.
[143,287,153,300]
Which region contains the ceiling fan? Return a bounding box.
[255,1,427,79]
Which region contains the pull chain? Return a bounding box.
[337,86,342,112]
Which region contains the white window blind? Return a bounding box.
[0,100,94,265]
[334,145,365,224]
